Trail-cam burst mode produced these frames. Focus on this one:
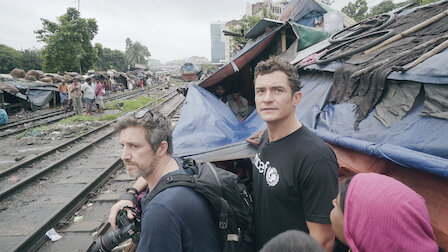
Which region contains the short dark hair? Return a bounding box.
[254,56,301,93]
[232,88,241,94]
[340,177,353,213]
[114,110,173,154]
[261,230,325,252]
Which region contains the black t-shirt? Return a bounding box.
[252,126,339,250]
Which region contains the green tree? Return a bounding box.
[21,49,42,71]
[370,0,396,16]
[229,6,277,49]
[200,63,217,73]
[0,44,23,73]
[342,0,368,22]
[35,7,98,73]
[0,45,42,73]
[125,38,151,70]
[94,43,127,72]
[421,0,441,5]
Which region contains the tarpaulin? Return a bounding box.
[291,23,331,51]
[1,77,58,110]
[280,0,326,24]
[173,72,448,178]
[27,89,55,110]
[172,84,264,157]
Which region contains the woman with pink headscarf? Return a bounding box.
[330,173,439,252]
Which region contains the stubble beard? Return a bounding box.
[126,157,158,179]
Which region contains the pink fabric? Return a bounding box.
[95,81,103,96]
[343,173,438,252]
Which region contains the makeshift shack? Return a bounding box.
[0,74,59,112]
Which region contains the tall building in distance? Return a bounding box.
[210,21,226,63]
[246,0,286,18]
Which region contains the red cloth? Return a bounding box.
[343,173,438,252]
[95,81,103,96]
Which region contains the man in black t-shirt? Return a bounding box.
[248,57,338,251]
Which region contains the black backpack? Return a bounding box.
[144,158,254,252]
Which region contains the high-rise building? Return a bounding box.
[210,21,226,63]
[246,0,286,19]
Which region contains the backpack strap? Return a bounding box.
[219,198,229,229]
[204,162,230,231]
[144,173,195,208]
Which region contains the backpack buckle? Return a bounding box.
[227,234,239,242]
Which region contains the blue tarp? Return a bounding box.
[173,72,448,178]
[173,84,264,157]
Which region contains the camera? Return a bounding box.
[88,209,140,252]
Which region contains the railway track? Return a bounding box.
[0,84,168,138]
[0,86,186,252]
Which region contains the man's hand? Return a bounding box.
[246,129,265,149]
[108,200,135,229]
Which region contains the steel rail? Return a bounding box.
[166,96,186,118]
[0,112,76,138]
[11,159,123,252]
[0,110,66,131]
[0,128,115,201]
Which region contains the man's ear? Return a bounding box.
[156,141,168,157]
[293,91,302,106]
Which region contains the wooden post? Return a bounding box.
[53,91,56,108]
[26,88,32,110]
[0,91,4,110]
[281,30,287,52]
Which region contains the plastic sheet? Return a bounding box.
[27,89,54,110]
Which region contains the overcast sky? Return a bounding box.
[0,0,376,63]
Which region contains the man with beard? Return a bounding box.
[110,109,220,251]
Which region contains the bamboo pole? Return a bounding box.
[364,9,448,54]
[281,30,287,52]
[352,35,448,78]
[395,37,448,71]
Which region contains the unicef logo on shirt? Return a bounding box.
[265,166,279,186]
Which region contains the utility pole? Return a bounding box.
[78,0,81,74]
